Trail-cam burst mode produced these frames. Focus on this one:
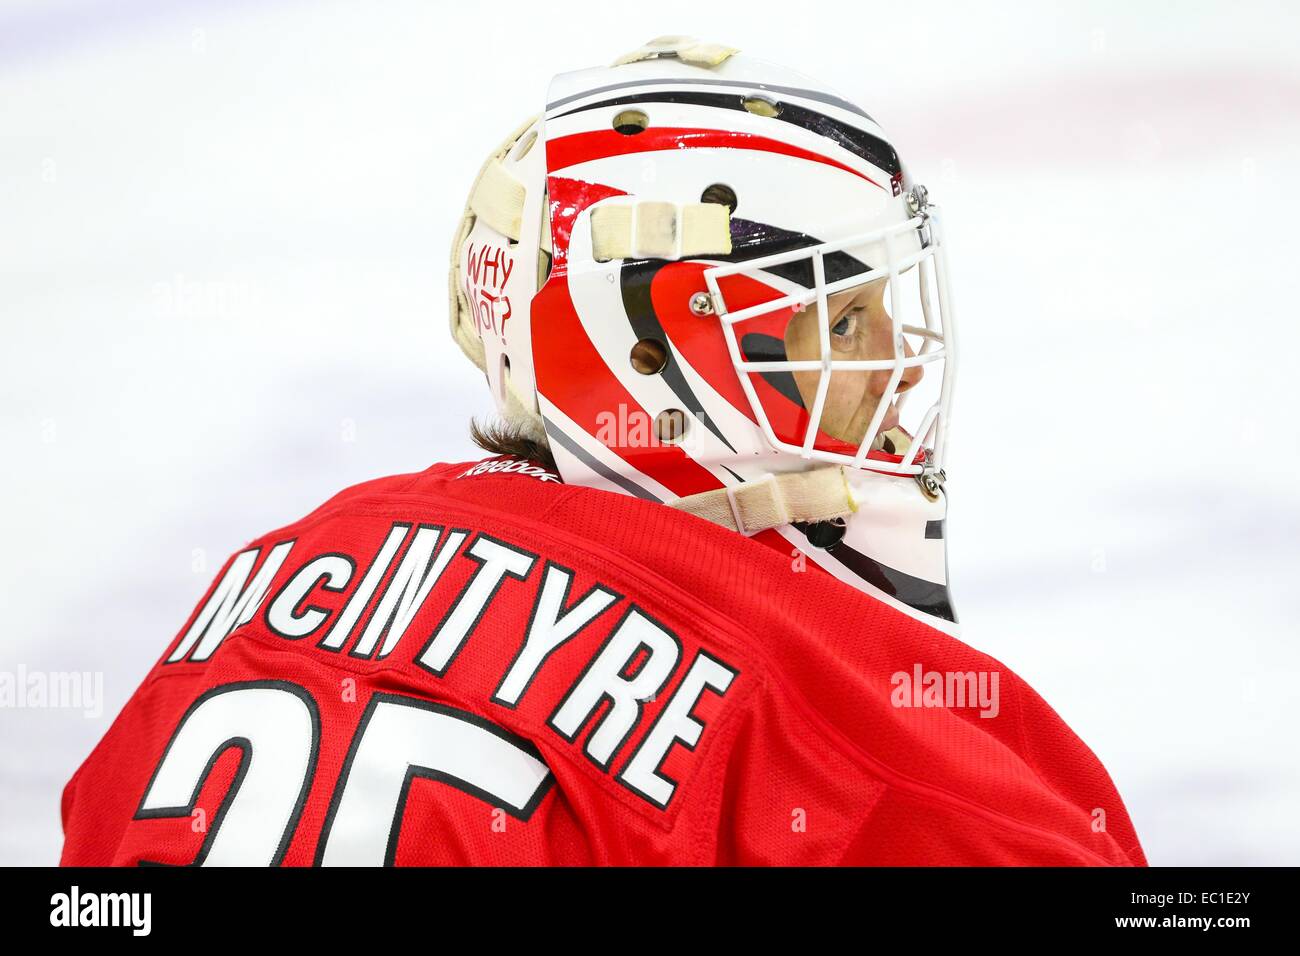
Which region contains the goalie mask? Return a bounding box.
[450,38,959,632]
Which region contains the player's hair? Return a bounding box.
[469,419,557,473]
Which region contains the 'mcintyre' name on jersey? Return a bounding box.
[163,522,738,811]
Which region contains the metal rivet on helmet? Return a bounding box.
[689,292,715,316]
[906,184,930,217]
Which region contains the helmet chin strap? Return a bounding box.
[666,422,937,536]
[668,467,857,536]
[669,464,958,631]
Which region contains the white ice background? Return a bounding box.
[1,0,1297,865]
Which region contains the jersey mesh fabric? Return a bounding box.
[60,458,1146,866]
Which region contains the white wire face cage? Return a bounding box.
[701,195,957,478]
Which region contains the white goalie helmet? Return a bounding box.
[450,37,960,632]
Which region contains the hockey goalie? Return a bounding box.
[60,38,1146,866]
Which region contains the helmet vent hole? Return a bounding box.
[700,183,737,213]
[654,409,688,444]
[741,95,782,118]
[496,354,511,403]
[612,109,649,135]
[630,338,669,375]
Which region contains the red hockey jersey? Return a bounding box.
[60,458,1146,866]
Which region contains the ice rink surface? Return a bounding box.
[2,0,1297,864]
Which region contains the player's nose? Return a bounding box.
[897,337,924,394]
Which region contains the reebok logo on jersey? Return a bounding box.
[458,458,560,482]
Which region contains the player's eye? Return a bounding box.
[831,310,859,342]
